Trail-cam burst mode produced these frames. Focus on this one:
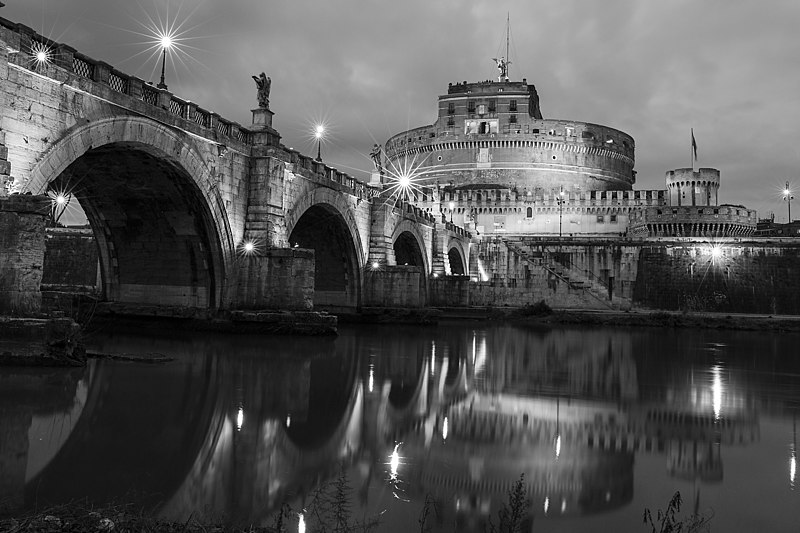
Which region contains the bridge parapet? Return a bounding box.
[0,17,252,156]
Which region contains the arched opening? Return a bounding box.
[393,231,425,267]
[45,142,223,308]
[448,247,465,275]
[288,204,360,309]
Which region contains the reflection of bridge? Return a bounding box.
[0,17,470,314]
[1,328,766,527]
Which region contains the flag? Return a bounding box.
[691,128,698,161]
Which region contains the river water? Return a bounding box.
[1,321,799,532]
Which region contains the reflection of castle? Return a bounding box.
[383,78,756,238]
[0,328,768,528]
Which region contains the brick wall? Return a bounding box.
[42,227,98,290]
[632,243,800,314]
[363,266,423,308]
[234,248,315,311]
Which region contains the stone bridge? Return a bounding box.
[0,17,471,314]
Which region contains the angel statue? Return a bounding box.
[369,143,383,175]
[252,72,271,108]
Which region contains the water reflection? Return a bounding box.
[1,325,799,530]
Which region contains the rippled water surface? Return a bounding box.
[2,322,799,531]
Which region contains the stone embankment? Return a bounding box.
[0,316,85,366]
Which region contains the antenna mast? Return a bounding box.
[506,12,510,80]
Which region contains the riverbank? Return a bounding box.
[434,305,800,332]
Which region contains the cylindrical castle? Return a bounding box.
[383,80,636,195]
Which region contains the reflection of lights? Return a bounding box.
[790,450,796,488]
[710,246,723,260]
[543,497,549,515]
[430,341,436,376]
[476,258,489,282]
[298,512,305,533]
[712,365,723,420]
[554,434,562,459]
[368,362,374,393]
[389,443,401,480]
[442,416,448,441]
[236,406,244,431]
[286,415,291,428]
[561,498,567,513]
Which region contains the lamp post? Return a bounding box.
[315,125,324,161]
[448,201,454,223]
[557,186,565,238]
[157,34,172,89]
[784,181,794,223]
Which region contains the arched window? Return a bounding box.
[526,207,532,218]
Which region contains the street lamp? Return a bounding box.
[448,201,454,223]
[784,181,794,223]
[315,124,324,161]
[157,34,172,89]
[557,186,566,238]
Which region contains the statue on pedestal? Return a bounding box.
[252,72,271,108]
[369,143,383,175]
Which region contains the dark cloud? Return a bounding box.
[4,0,799,218]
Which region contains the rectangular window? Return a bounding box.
[509,100,517,112]
[467,100,476,113]
[597,215,605,223]
[509,114,517,124]
[477,104,486,115]
[447,117,455,127]
[488,100,496,112]
[610,214,617,223]
[447,102,455,115]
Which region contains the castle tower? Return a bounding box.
[665,168,720,207]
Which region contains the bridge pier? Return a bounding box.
[0,194,50,315]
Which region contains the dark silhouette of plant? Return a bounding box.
[643,492,713,533]
[487,474,529,533]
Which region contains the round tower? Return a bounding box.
[665,168,720,207]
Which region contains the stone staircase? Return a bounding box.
[503,240,622,310]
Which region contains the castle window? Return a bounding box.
[597,215,605,223]
[610,214,617,223]
[488,100,496,112]
[526,207,532,218]
[447,102,455,114]
[477,104,486,115]
[509,100,517,112]
[447,117,454,127]
[582,131,595,139]
[467,100,476,113]
[509,114,517,124]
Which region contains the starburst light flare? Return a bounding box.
[381,152,435,206]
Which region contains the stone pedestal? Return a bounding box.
[251,107,274,130]
[0,195,51,315]
[369,171,382,187]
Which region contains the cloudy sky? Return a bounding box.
[4,0,800,220]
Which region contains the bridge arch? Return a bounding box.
[390,220,430,274]
[286,188,365,309]
[23,117,235,309]
[446,238,468,275]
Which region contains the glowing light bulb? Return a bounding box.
[315,125,324,138]
[55,194,67,205]
[160,34,173,49]
[36,50,48,63]
[243,241,255,254]
[399,175,411,188]
[371,261,379,270]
